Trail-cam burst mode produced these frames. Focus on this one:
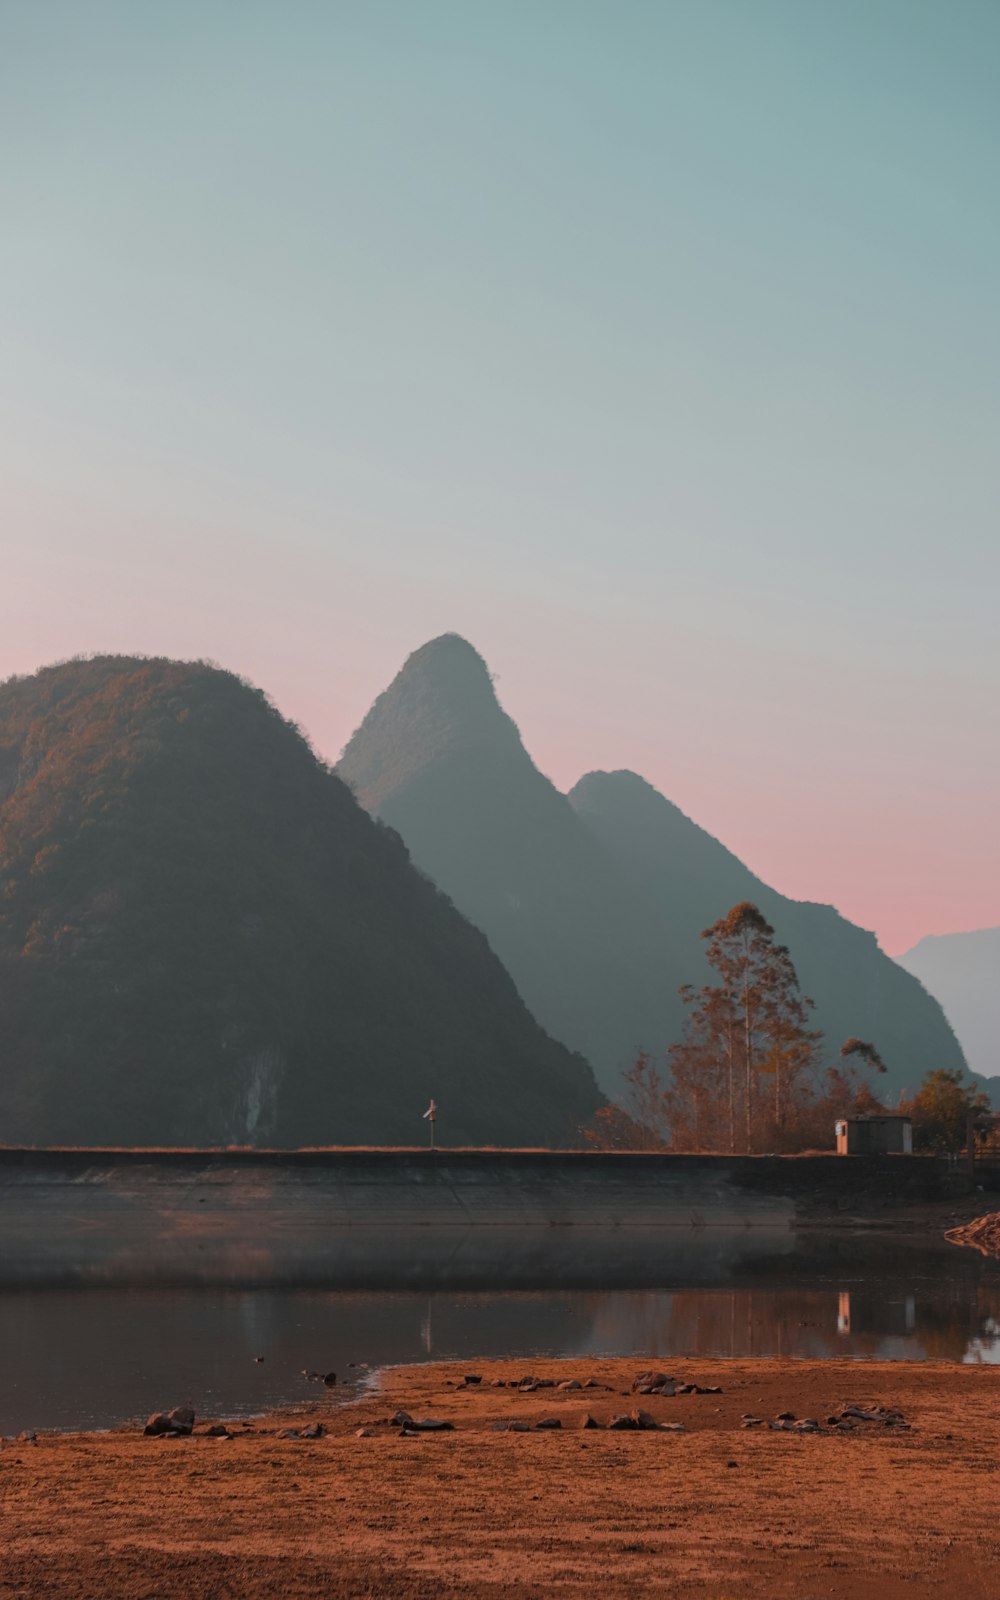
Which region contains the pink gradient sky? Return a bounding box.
[2,2,998,956]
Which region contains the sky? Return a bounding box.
[1,0,997,955]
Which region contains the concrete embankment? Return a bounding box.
[0,1148,972,1288]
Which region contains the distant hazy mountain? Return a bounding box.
[570,771,967,1101]
[0,656,602,1146]
[897,928,1000,1085]
[340,635,967,1102]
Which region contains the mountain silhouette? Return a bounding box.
[339,636,676,1087]
[0,655,602,1147]
[340,636,968,1102]
[897,927,1000,1087]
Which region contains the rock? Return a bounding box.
[793,1419,820,1433]
[535,1418,562,1429]
[202,1424,230,1438]
[17,1431,36,1443]
[608,1414,639,1431]
[355,1428,372,1438]
[492,1379,507,1387]
[535,1379,556,1389]
[659,1422,685,1432]
[629,1409,658,1431]
[390,1411,414,1428]
[300,1423,325,1439]
[399,1429,423,1439]
[409,1419,454,1432]
[776,1412,796,1422]
[583,1379,603,1389]
[322,1373,337,1388]
[278,1429,300,1439]
[840,1405,905,1425]
[254,1356,264,1364]
[579,1413,600,1430]
[462,1375,483,1385]
[509,1422,531,1433]
[143,1413,172,1436]
[557,1379,582,1391]
[631,1371,670,1393]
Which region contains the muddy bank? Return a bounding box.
[4,1356,1000,1598]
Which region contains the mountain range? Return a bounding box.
[339,634,968,1104]
[897,928,999,1085]
[0,656,602,1146]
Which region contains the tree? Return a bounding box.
[840,1038,888,1077]
[902,1068,991,1154]
[582,1051,670,1151]
[668,902,822,1152]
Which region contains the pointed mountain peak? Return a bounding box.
[339,634,524,811]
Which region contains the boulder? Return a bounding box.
[632,1371,671,1394]
[629,1409,658,1431]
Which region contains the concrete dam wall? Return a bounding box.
[0,1149,969,1289]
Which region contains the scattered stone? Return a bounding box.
[535,1418,562,1430]
[629,1409,659,1431]
[839,1405,906,1427]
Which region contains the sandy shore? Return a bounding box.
[3,1356,999,1598]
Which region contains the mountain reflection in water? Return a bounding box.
[1,1231,999,1434]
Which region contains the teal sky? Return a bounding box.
[2,0,998,951]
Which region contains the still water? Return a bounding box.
[2,1234,998,1434]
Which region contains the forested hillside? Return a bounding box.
[0,657,602,1146]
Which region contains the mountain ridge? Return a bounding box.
[339,636,968,1103]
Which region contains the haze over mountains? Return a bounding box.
[0,656,602,1147]
[339,635,967,1104]
[897,928,1000,1084]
